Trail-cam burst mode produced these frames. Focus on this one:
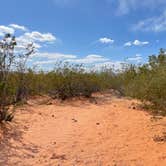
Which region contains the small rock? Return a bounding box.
[72,118,77,122]
[50,153,66,160]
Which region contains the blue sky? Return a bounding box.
[0,0,166,70]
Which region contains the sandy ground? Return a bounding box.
[0,92,166,166]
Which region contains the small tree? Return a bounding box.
[15,43,35,103]
[0,33,34,122]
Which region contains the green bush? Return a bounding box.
[0,33,165,116]
[117,49,166,114]
[47,64,101,100]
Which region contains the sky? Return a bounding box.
[0,0,166,70]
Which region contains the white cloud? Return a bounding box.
[34,52,77,59]
[33,52,125,72]
[66,54,109,64]
[18,31,56,43]
[32,52,110,67]
[133,40,149,46]
[9,24,28,31]
[127,54,142,62]
[86,54,104,59]
[0,24,28,37]
[0,23,60,68]
[34,60,57,65]
[31,51,143,71]
[133,11,166,32]
[33,52,77,66]
[15,37,39,53]
[0,24,56,53]
[15,31,56,52]
[99,37,114,44]
[124,40,149,46]
[0,25,14,35]
[124,41,132,47]
[15,42,41,53]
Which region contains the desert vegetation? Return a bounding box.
[0,34,165,123]
[0,33,34,122]
[0,33,165,166]
[116,49,166,114]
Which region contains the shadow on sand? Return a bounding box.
[0,122,39,166]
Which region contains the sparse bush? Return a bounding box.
[0,34,34,122]
[0,33,165,117]
[116,49,166,114]
[47,63,101,100]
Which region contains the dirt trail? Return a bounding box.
[0,93,166,166]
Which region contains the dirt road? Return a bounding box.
[0,93,166,166]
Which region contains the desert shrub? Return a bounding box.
[117,49,166,114]
[0,33,165,116]
[48,63,101,100]
[0,34,34,122]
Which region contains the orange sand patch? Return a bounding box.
[0,93,166,166]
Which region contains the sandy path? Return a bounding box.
[0,93,166,166]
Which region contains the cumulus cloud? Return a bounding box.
[15,31,56,53]
[133,40,149,46]
[9,24,28,31]
[0,25,15,35]
[124,42,132,47]
[0,24,57,54]
[99,37,114,44]
[0,24,28,36]
[124,40,149,47]
[18,31,56,43]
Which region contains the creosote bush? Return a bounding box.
[0,34,34,122]
[1,51,166,114]
[42,64,119,100]
[0,33,166,120]
[43,63,102,100]
[115,49,166,114]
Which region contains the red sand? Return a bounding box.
[0,93,166,166]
